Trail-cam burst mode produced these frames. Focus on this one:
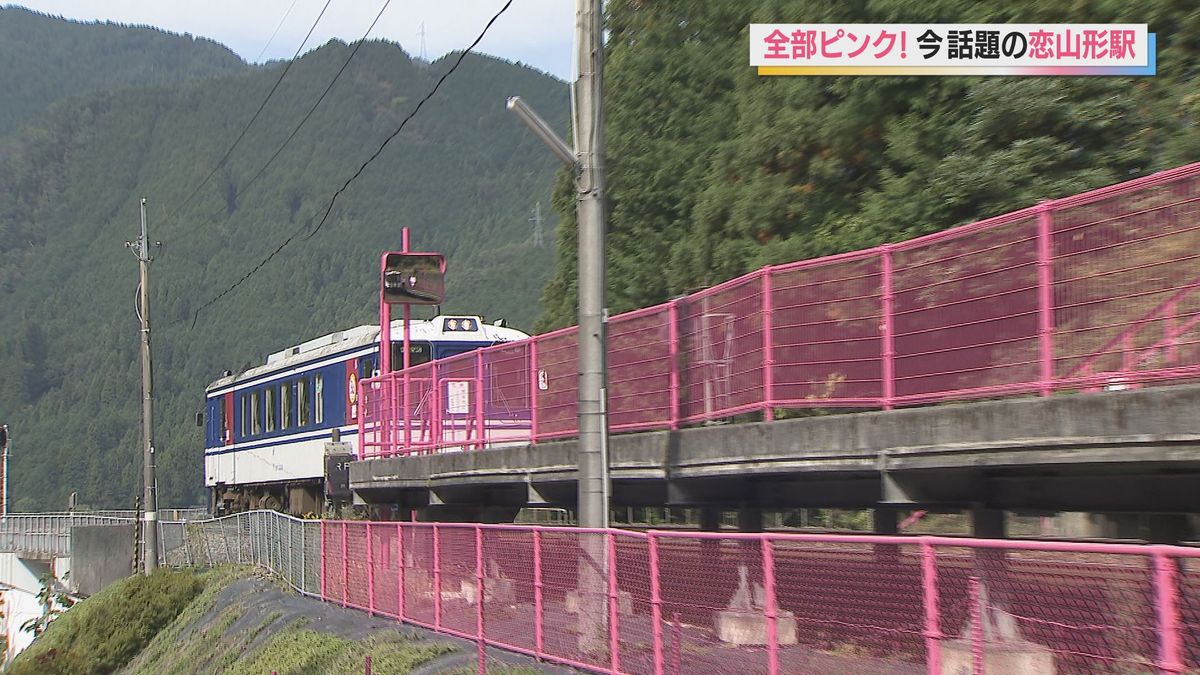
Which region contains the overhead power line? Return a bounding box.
[189,0,515,328]
[254,0,302,63]
[168,0,333,222]
[192,0,393,226]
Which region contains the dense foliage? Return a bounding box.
[0,7,244,135]
[0,13,567,509]
[8,568,203,675]
[538,0,1200,329]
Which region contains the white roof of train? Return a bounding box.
[206,316,529,391]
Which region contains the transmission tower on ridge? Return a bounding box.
[531,201,545,248]
[418,22,429,63]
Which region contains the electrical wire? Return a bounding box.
[253,0,302,64]
[191,0,393,226]
[167,0,333,222]
[189,0,515,328]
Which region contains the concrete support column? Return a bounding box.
[700,507,722,532]
[971,508,1006,539]
[873,508,900,535]
[737,507,763,533]
[873,507,901,567]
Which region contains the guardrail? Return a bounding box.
[360,162,1200,458]
[161,511,1200,674]
[0,509,208,557]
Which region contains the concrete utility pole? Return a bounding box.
[127,198,159,573]
[574,0,609,531]
[1,424,9,517]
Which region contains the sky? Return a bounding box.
[9,0,575,80]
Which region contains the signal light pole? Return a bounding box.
[127,198,159,573]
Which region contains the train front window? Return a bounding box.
[391,341,432,369]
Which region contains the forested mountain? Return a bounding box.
[0,17,567,509]
[0,6,245,135]
[538,0,1200,329]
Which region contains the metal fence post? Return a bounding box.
[398,522,406,620]
[300,519,306,593]
[881,244,896,409]
[1037,201,1055,396]
[667,300,681,430]
[649,532,664,675]
[921,540,942,675]
[529,340,540,444]
[533,528,544,659]
[969,576,983,675]
[434,524,442,629]
[761,267,775,422]
[475,351,486,450]
[475,526,486,675]
[320,520,327,600]
[367,522,375,615]
[1153,549,1184,674]
[342,522,349,608]
[607,531,621,674]
[761,536,779,675]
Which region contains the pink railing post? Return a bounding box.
[671,612,682,675]
[342,522,349,608]
[320,520,327,600]
[667,300,681,430]
[762,267,775,422]
[366,522,375,615]
[880,244,896,409]
[921,540,942,675]
[761,536,780,675]
[533,529,545,659]
[433,524,442,629]
[403,369,411,454]
[1153,549,1184,674]
[397,523,406,620]
[475,526,486,675]
[1037,201,1055,396]
[364,654,372,675]
[969,576,983,675]
[607,531,621,674]
[529,340,540,443]
[431,361,441,451]
[649,532,664,675]
[357,377,367,459]
[475,351,486,450]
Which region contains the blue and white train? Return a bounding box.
[203,316,529,514]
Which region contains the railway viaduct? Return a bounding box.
[349,382,1200,542]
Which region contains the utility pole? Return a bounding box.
[1,424,9,517]
[531,201,545,248]
[575,0,609,532]
[127,198,159,573]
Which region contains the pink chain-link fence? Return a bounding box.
[313,521,1200,675]
[359,162,1200,459]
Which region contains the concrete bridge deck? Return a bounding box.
[350,383,1200,535]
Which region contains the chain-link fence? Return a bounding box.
[159,510,1200,675]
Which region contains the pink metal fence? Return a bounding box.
[315,521,1200,675]
[359,162,1200,458]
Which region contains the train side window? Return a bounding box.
[298,377,310,427]
[251,390,261,435]
[315,374,324,425]
[265,387,276,433]
[281,382,291,429]
[240,393,248,437]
